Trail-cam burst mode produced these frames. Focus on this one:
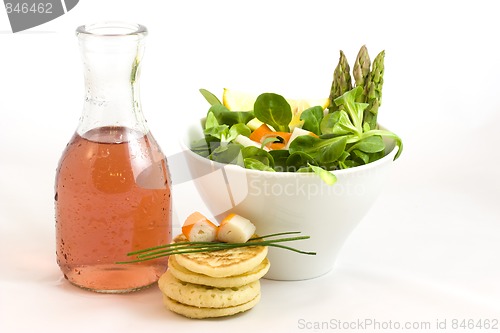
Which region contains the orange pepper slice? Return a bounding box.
[262,132,292,150]
[249,124,292,150]
[249,124,273,142]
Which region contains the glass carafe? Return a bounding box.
[55,22,172,293]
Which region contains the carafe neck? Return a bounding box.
[76,22,149,138]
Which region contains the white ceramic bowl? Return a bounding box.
[180,119,399,280]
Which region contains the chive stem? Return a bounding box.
[117,231,315,264]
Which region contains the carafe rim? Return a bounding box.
[76,21,147,38]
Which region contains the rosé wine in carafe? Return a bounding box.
[55,22,172,293]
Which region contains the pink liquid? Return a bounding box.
[55,126,172,293]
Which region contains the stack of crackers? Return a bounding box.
[158,234,270,319]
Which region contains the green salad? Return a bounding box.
[190,45,403,185]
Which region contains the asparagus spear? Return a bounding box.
[353,45,371,103]
[328,50,352,113]
[363,50,385,129]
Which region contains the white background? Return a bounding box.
[1,1,499,332]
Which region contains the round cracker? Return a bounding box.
[172,234,268,278]
[162,293,260,319]
[168,255,270,288]
[158,270,260,309]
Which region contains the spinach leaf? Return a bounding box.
[342,159,361,168]
[269,149,289,172]
[333,86,367,134]
[241,146,274,168]
[308,164,337,185]
[352,149,370,164]
[204,111,229,140]
[209,104,254,127]
[253,93,292,132]
[348,135,385,153]
[286,151,316,172]
[244,158,276,172]
[368,150,385,163]
[320,110,357,136]
[199,88,222,106]
[300,106,324,136]
[364,129,404,160]
[204,111,219,129]
[289,135,347,165]
[210,143,243,165]
[190,138,213,158]
[227,123,251,142]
